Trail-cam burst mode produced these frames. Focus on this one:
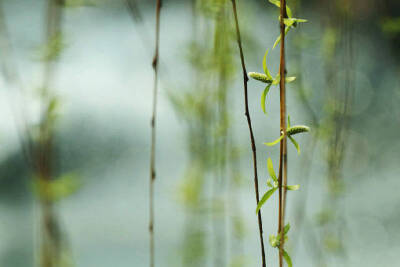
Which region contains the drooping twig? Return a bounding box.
[278,0,288,266]
[231,1,266,266]
[149,0,161,267]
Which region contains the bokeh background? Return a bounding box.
[0,0,399,266]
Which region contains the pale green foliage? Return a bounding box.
[36,32,66,61]
[321,27,337,61]
[382,17,400,35]
[33,173,81,202]
[65,0,97,7]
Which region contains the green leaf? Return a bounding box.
[283,250,293,267]
[288,135,300,154]
[285,76,296,83]
[296,18,307,23]
[267,158,278,182]
[277,223,290,242]
[268,0,280,7]
[286,184,300,191]
[268,0,292,18]
[256,187,277,214]
[264,135,284,146]
[273,26,291,49]
[267,178,274,188]
[272,74,296,85]
[284,223,290,234]
[248,72,273,84]
[262,49,273,79]
[284,18,307,27]
[287,115,291,128]
[283,18,296,27]
[261,84,272,114]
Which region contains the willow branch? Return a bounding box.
[231,1,266,266]
[149,1,161,267]
[278,0,288,266]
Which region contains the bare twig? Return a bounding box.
[278,0,288,266]
[231,1,266,266]
[149,0,161,267]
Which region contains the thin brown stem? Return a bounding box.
[231,1,266,266]
[149,1,161,267]
[278,0,288,266]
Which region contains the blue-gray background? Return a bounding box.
[0,0,399,266]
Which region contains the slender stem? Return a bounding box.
[231,1,266,266]
[278,0,288,266]
[149,1,161,267]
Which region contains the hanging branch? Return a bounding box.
[246,1,309,266]
[231,1,267,266]
[278,0,288,266]
[149,0,161,267]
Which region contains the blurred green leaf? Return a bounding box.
[256,187,277,214]
[35,32,66,61]
[34,173,81,202]
[65,0,96,7]
[381,17,400,35]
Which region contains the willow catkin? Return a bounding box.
[287,125,310,136]
[248,72,273,84]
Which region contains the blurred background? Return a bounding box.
[0,0,399,266]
